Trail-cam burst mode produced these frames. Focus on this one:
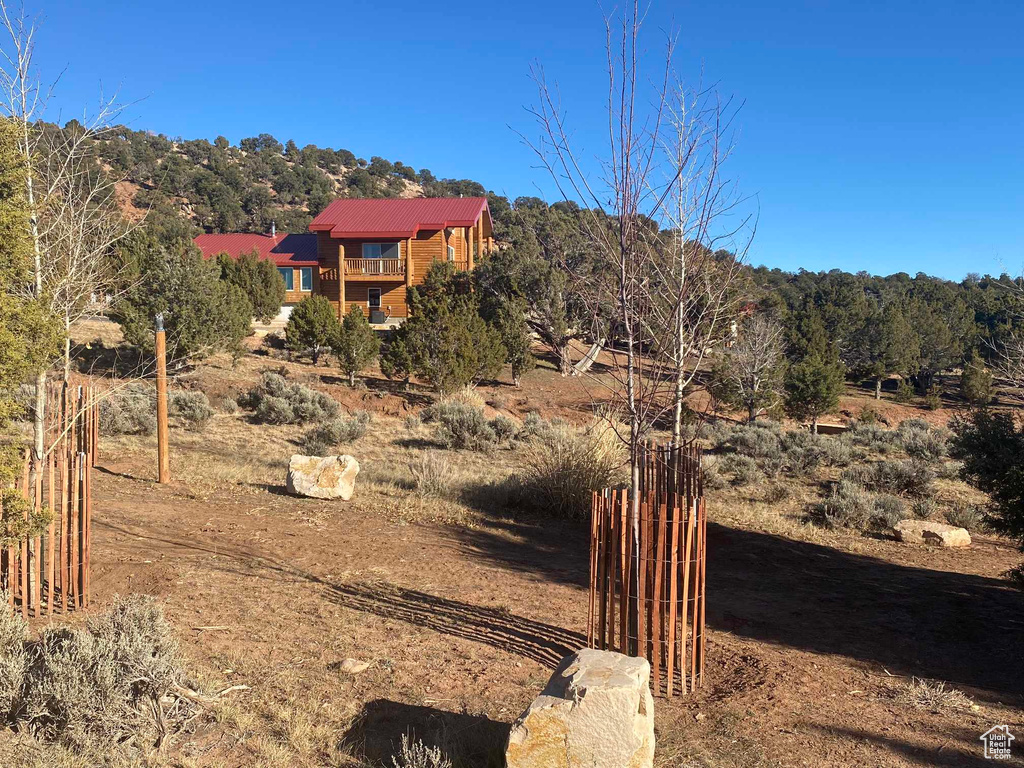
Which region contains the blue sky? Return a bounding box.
[31,0,1024,280]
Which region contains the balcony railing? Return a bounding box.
[344,258,405,277]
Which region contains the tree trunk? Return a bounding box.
[748,403,757,423]
[348,370,355,387]
[512,373,522,388]
[875,377,882,400]
[63,324,72,382]
[33,369,46,462]
[811,416,818,434]
[312,347,320,366]
[557,342,573,376]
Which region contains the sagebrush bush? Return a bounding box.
[842,459,935,498]
[403,414,422,431]
[392,734,452,768]
[0,590,26,715]
[518,411,553,440]
[911,498,937,520]
[726,422,783,460]
[3,594,191,750]
[302,411,372,454]
[701,458,726,490]
[721,454,761,486]
[897,420,948,461]
[1006,564,1024,590]
[167,390,213,432]
[241,372,339,425]
[520,420,624,519]
[411,451,457,497]
[944,503,986,532]
[872,494,907,530]
[432,401,496,450]
[844,422,896,454]
[490,415,518,445]
[99,384,156,436]
[809,480,872,529]
[763,481,789,503]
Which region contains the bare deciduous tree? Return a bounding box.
[0,1,134,462]
[714,313,786,423]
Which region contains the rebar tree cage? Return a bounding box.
[588,442,706,696]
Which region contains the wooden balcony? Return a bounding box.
[343,258,405,280]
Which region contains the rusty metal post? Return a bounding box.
[155,313,170,484]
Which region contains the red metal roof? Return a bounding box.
[193,233,319,266]
[309,197,489,238]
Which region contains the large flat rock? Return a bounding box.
[895,519,971,548]
[506,648,654,768]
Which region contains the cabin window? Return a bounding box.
[278,267,294,291]
[447,245,455,262]
[362,243,400,260]
[368,288,382,310]
[299,267,313,291]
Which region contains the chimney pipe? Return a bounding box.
[271,221,276,238]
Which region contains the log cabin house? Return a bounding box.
[194,197,495,327]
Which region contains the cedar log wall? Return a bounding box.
[316,221,487,320]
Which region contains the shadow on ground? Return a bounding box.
[342,699,508,768]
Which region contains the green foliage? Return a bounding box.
[240,372,339,425]
[0,120,60,470]
[167,390,214,432]
[99,384,156,436]
[896,420,948,461]
[960,352,993,405]
[784,354,844,430]
[285,295,340,365]
[332,306,380,386]
[923,385,943,410]
[112,234,253,364]
[0,488,51,548]
[217,249,286,322]
[894,380,915,403]
[809,480,872,530]
[949,409,1024,544]
[385,263,506,393]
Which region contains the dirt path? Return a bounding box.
[70,453,1024,768]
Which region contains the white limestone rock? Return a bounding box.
[505,648,654,768]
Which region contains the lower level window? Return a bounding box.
[368,288,381,310]
[278,267,294,291]
[299,267,313,291]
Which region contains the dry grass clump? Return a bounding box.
[411,451,457,498]
[239,372,339,425]
[0,594,196,751]
[519,418,625,520]
[888,677,974,713]
[392,734,453,768]
[167,389,214,432]
[99,384,156,436]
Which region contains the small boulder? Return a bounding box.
[895,519,971,548]
[505,648,654,768]
[286,454,359,500]
[337,658,370,675]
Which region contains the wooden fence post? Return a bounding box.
[155,313,171,484]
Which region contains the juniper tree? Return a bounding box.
[285,295,339,365]
[332,306,380,386]
[217,249,286,323]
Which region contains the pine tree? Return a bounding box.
[784,354,844,433]
[284,295,339,365]
[332,306,380,386]
[960,351,993,405]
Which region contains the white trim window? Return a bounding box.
[299,267,313,291]
[368,288,382,311]
[447,244,455,262]
[362,242,400,260]
[277,267,294,291]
